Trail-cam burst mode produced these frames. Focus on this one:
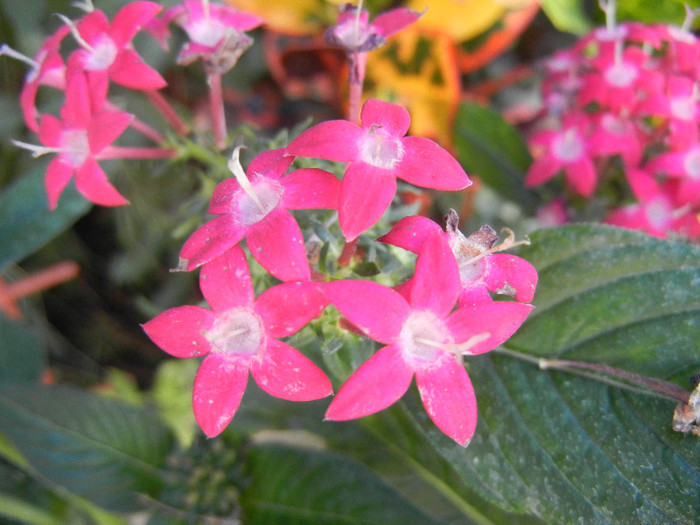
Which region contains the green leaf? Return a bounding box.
[540,0,593,35]
[399,224,700,524]
[0,164,91,271]
[0,316,46,382]
[0,384,175,512]
[241,443,439,524]
[453,102,538,213]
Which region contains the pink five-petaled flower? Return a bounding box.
[179,148,340,281]
[379,211,537,306]
[286,98,470,241]
[324,235,533,446]
[13,71,132,209]
[67,1,166,90]
[164,0,264,73]
[143,245,332,438]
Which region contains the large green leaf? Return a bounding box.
[0,164,90,271]
[0,316,46,382]
[453,102,538,213]
[241,442,439,525]
[0,385,175,512]
[540,0,592,35]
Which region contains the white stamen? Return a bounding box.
[227,146,265,213]
[56,13,94,52]
[0,44,38,69]
[11,139,60,158]
[71,0,95,13]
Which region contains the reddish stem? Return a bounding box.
[146,90,189,136]
[208,72,227,149]
[98,146,177,160]
[338,238,359,267]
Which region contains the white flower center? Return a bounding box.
[683,148,700,179]
[359,128,404,170]
[670,96,695,121]
[235,178,283,226]
[645,198,671,229]
[552,128,584,162]
[205,308,264,356]
[188,18,227,47]
[399,311,452,365]
[60,129,90,167]
[604,61,638,88]
[601,114,627,134]
[86,36,118,70]
[334,19,372,49]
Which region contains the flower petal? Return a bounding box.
[75,158,129,207]
[447,302,534,355]
[199,245,254,312]
[142,305,214,358]
[397,136,470,190]
[282,168,340,210]
[88,111,132,153]
[251,339,332,401]
[193,353,249,437]
[372,8,422,39]
[246,209,311,282]
[179,216,245,271]
[110,1,163,47]
[247,148,294,178]
[360,98,410,137]
[415,354,477,446]
[256,282,328,338]
[378,215,442,253]
[109,49,167,90]
[45,158,75,210]
[325,280,408,343]
[485,254,538,303]
[38,114,62,147]
[339,162,397,241]
[286,120,363,162]
[410,235,460,316]
[325,344,413,420]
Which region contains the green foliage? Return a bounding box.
[540,0,593,35]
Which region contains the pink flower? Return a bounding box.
[587,112,644,167]
[646,141,700,207]
[164,0,264,73]
[379,211,537,306]
[525,114,597,197]
[324,235,533,445]
[286,98,470,240]
[179,148,340,281]
[12,71,132,209]
[143,245,332,437]
[67,1,166,90]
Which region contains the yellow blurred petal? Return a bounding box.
[407,0,506,42]
[225,0,339,35]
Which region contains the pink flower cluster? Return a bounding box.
[145,96,536,446]
[526,3,700,238]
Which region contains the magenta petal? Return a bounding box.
[372,8,422,38]
[45,158,75,210]
[180,216,245,271]
[209,177,240,215]
[246,209,310,282]
[525,157,562,187]
[109,50,167,90]
[415,354,477,446]
[410,235,460,316]
[142,305,214,358]
[110,1,163,47]
[286,120,363,162]
[256,282,328,338]
[193,353,249,437]
[378,215,442,253]
[75,158,129,207]
[485,255,538,303]
[339,162,397,241]
[61,72,92,127]
[199,245,254,312]
[88,111,132,152]
[447,302,534,355]
[566,158,597,197]
[398,136,470,190]
[325,280,408,344]
[326,344,413,420]
[247,148,294,178]
[76,10,110,43]
[360,99,410,137]
[251,339,332,401]
[283,168,340,210]
[38,114,62,147]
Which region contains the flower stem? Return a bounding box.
[98,146,177,160]
[145,90,189,136]
[208,72,227,149]
[338,238,359,266]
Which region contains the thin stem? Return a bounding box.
[145,90,189,136]
[98,146,177,160]
[208,72,227,149]
[338,238,359,266]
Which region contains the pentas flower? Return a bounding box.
[286,98,470,240]
[12,71,132,209]
[179,148,340,281]
[164,0,264,73]
[324,235,533,446]
[646,141,700,207]
[66,1,166,90]
[586,112,643,168]
[143,245,332,437]
[0,25,70,132]
[379,210,537,306]
[525,113,597,197]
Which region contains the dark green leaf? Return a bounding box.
[0,164,90,271]
[0,385,175,512]
[0,316,46,382]
[241,443,439,525]
[453,102,538,213]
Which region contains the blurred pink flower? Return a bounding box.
[325,235,533,446]
[143,245,332,437]
[287,98,470,240]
